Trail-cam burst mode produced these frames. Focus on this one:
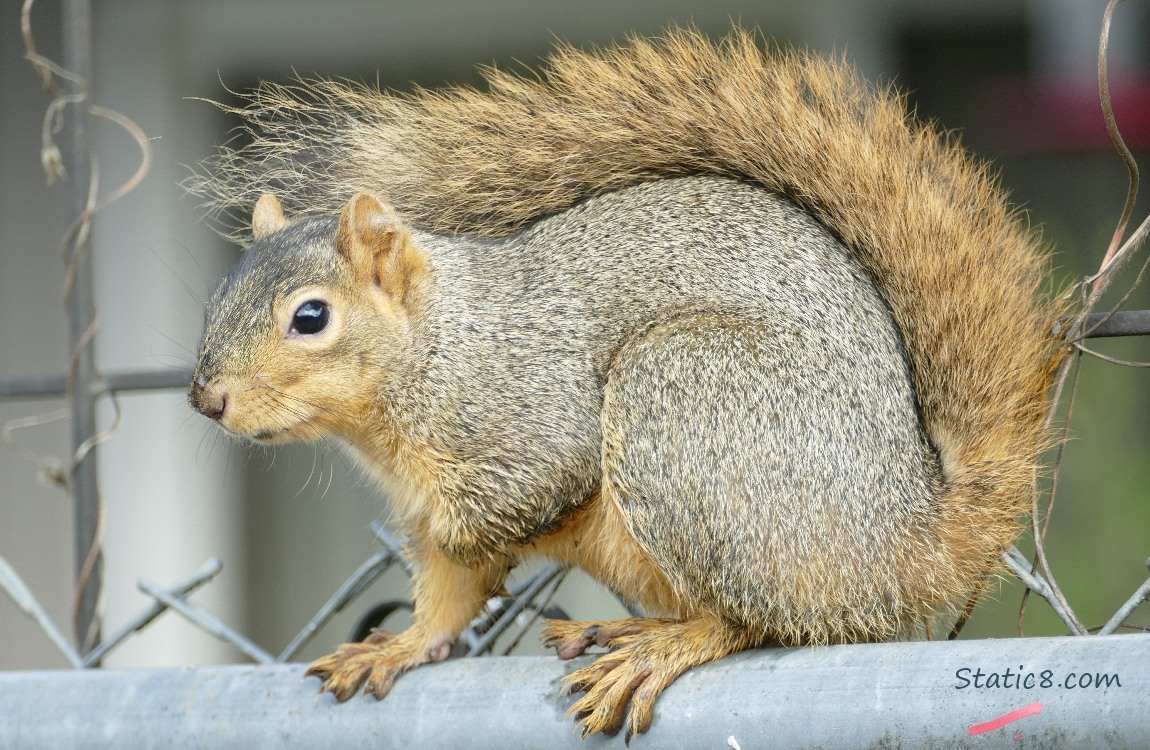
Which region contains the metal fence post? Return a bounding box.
[61,0,102,657]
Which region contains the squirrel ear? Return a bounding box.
[251,193,289,241]
[336,192,424,301]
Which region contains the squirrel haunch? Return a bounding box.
[188,27,1063,741]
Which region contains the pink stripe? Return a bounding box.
[968,703,1043,736]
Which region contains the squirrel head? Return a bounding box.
[188,192,429,445]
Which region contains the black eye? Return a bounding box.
[290,299,330,335]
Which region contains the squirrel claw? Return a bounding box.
[541,622,598,659]
[564,652,659,742]
[542,617,674,659]
[543,618,681,742]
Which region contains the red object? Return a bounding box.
[976,75,1150,152]
[968,702,1044,736]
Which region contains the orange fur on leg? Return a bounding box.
[308,542,507,700]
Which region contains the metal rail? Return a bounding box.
[1082,310,1150,338]
[0,368,193,401]
[0,634,1145,749]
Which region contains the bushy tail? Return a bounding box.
[187,28,1064,604]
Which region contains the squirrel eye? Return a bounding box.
[290,299,330,335]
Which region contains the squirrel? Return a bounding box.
[186,28,1063,742]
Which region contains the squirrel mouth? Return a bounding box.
[249,426,295,443]
[249,419,322,444]
[252,429,281,441]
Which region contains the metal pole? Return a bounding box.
[0,635,1146,748]
[62,0,102,657]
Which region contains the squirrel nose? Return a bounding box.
[200,393,227,421]
[189,376,227,421]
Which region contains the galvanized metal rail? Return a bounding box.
[0,634,1145,749]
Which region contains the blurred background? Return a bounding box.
[1,0,1148,670]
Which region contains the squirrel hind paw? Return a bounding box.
[546,616,754,743]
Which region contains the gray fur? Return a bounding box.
[197,176,939,625]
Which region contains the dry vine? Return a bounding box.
[1020,0,1150,637]
[16,0,153,648]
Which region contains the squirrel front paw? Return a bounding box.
[306,627,452,701]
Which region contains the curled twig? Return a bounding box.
[71,499,105,652]
[1092,0,1139,292]
[20,0,154,657]
[1,410,70,488]
[1028,350,1088,636]
[20,0,56,92]
[62,106,153,300]
[1030,0,1148,638]
[1072,342,1150,368]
